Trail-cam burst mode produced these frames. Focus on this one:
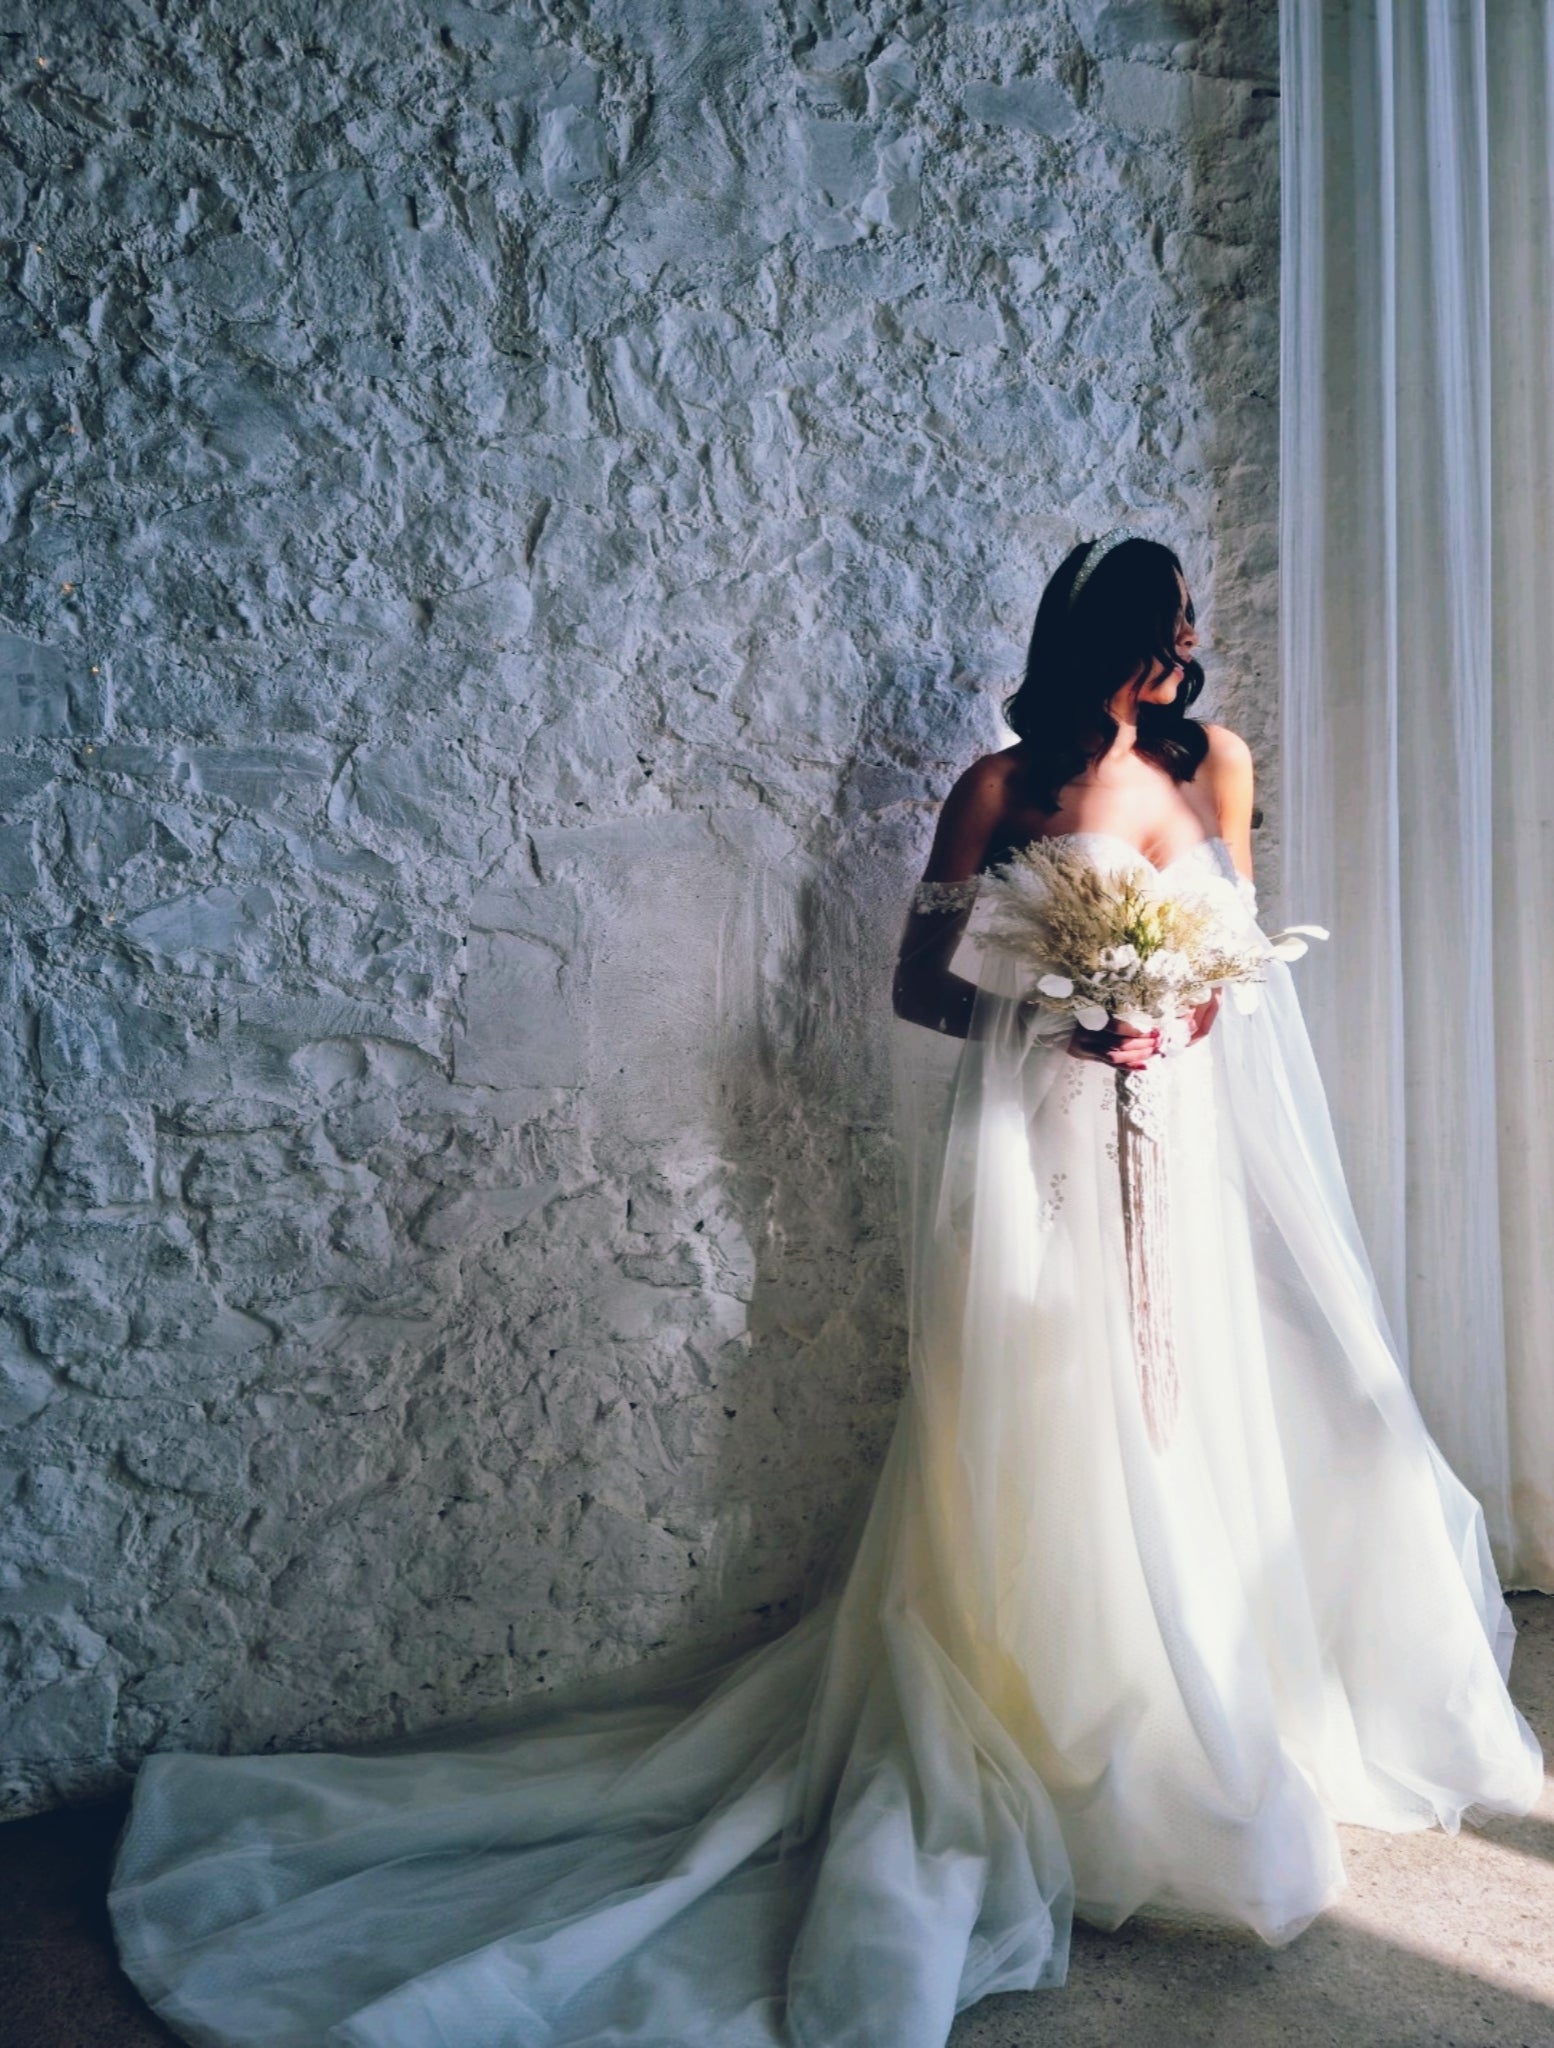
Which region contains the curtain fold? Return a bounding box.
[1280,0,1554,1587]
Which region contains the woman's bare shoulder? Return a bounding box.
[947,746,1023,803]
[932,748,1026,835]
[1195,722,1255,861]
[1198,721,1254,773]
[919,749,1024,880]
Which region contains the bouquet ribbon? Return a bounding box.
[1114,1060,1180,1452]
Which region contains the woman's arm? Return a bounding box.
[892,756,1009,1039]
[1169,722,1255,1054]
[1201,722,1255,882]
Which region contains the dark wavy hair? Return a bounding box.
[1002,536,1209,815]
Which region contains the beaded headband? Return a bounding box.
[1068,526,1147,608]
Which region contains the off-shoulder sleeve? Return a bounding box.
[909,876,982,914]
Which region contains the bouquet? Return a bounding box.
[978,839,1327,1453]
[979,839,1327,1045]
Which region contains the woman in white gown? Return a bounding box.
[107,531,1543,2048]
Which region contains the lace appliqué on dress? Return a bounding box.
[910,876,981,913]
[1055,1058,1088,1116]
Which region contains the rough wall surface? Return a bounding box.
[0,0,1280,1816]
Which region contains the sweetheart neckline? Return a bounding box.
[907,831,1241,917]
[1029,829,1228,876]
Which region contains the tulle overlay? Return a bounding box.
[108,833,1543,2048]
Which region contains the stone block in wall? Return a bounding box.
[528,809,804,1138]
[0,633,103,741]
[0,1326,57,1428]
[330,742,505,863]
[45,1112,156,1208]
[59,786,160,882]
[21,1295,132,1367]
[120,1422,248,1497]
[411,1177,562,1251]
[178,743,333,814]
[233,992,443,1058]
[0,1674,116,1770]
[454,930,584,1090]
[0,820,40,896]
[34,997,187,1087]
[963,77,1081,138]
[120,885,276,974]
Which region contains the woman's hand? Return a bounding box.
[1185,988,1221,1046]
[1067,1018,1160,1069]
[1066,988,1221,1068]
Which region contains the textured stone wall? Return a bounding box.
[0,0,1280,1815]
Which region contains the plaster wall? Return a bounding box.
[0,0,1280,1814]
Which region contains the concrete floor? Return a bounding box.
[5,1598,1553,2048]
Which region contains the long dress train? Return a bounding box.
[106,831,1544,2048]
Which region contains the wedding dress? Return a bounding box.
[107,830,1544,2048]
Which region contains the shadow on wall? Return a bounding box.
[397,612,1015,1738]
[495,800,913,1664]
[407,643,1008,1739]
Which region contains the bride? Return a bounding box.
[108,531,1543,2048]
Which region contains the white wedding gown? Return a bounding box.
[108,831,1544,2048]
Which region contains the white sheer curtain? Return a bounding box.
[1279,0,1554,1588]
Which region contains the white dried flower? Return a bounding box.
[1145,947,1191,985]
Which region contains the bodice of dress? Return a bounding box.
[910,832,1259,921]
